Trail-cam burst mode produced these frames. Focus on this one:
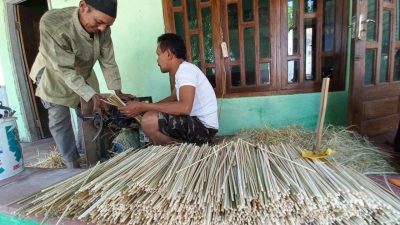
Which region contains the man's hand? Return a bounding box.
[115,90,135,101]
[91,94,104,113]
[119,101,146,118]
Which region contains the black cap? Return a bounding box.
[85,0,117,18]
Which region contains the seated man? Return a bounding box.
[119,33,218,145]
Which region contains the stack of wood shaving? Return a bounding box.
[17,140,400,225]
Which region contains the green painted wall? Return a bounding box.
[0,0,351,141]
[218,91,348,134]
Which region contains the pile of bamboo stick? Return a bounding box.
[17,140,400,225]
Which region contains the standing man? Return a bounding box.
[119,33,218,145]
[29,0,129,168]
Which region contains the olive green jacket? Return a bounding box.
[29,7,121,107]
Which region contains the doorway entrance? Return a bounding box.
[14,0,50,139]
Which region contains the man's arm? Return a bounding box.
[119,85,194,117]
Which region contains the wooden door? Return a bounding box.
[15,1,50,138]
[350,0,400,136]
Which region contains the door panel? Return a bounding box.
[363,97,398,119]
[361,114,400,136]
[350,0,400,136]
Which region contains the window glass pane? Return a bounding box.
[367,0,377,41]
[174,12,185,43]
[397,0,400,40]
[395,49,400,81]
[260,63,271,84]
[322,57,334,78]
[288,60,299,83]
[244,27,256,85]
[305,0,317,13]
[365,49,375,85]
[190,35,200,68]
[231,65,241,87]
[187,0,198,29]
[380,10,390,83]
[202,8,215,64]
[323,0,335,51]
[173,0,181,6]
[288,0,299,55]
[228,4,240,61]
[259,0,271,58]
[206,68,216,88]
[304,19,317,81]
[242,0,254,22]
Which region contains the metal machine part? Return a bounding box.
[0,101,16,118]
[77,96,153,142]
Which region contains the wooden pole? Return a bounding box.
[314,77,330,152]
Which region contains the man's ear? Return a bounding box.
[166,49,174,59]
[79,1,88,12]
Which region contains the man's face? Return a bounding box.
[79,1,115,34]
[156,44,169,73]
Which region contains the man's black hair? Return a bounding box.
[157,33,187,60]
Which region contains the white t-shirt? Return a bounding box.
[175,61,219,129]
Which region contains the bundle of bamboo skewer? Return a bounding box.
[102,94,142,122]
[17,140,400,225]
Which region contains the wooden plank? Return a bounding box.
[361,114,400,136]
[315,78,330,152]
[80,99,100,166]
[363,96,399,120]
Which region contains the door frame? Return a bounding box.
[5,0,51,141]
